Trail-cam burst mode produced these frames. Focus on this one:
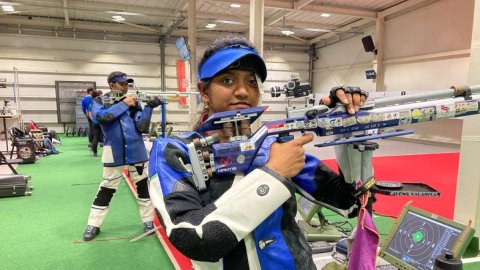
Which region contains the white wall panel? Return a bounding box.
[0,59,161,75]
[0,34,161,54]
[383,57,470,91]
[0,47,161,64]
[263,51,309,63]
[0,33,310,133]
[312,0,475,146]
[384,0,474,59]
[0,33,167,133]
[313,26,376,92]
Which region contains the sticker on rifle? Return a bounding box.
[356,114,371,124]
[250,126,267,144]
[399,110,411,118]
[436,103,455,119]
[326,117,342,127]
[237,154,245,164]
[455,102,468,115]
[384,112,400,120]
[456,101,479,116]
[370,113,383,122]
[412,107,434,121]
[411,109,422,119]
[343,116,356,127]
[305,120,317,128]
[316,118,329,128]
[240,142,255,151]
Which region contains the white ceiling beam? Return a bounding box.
[13,0,249,24]
[0,15,305,46]
[0,16,159,34]
[264,9,291,25]
[62,0,70,27]
[212,0,377,18]
[293,0,314,10]
[299,5,376,19]
[201,0,249,20]
[269,20,337,30]
[175,29,306,46]
[12,0,179,18]
[263,0,314,25]
[308,18,374,45]
[379,0,441,19]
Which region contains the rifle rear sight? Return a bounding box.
[271,79,313,99]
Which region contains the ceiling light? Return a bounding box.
[106,11,144,16]
[205,23,216,29]
[112,15,125,21]
[281,30,294,36]
[230,3,241,8]
[214,20,245,25]
[304,28,331,32]
[1,5,14,12]
[320,13,330,17]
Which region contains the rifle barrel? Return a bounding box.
[373,85,480,108]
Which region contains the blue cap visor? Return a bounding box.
[198,45,267,82]
[109,75,134,83]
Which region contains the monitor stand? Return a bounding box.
[298,210,345,242]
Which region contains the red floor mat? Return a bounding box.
[123,169,192,270]
[323,153,460,219]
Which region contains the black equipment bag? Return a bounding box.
[14,138,36,164]
[0,174,32,198]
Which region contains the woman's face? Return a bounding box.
[201,70,260,114]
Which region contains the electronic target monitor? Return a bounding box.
[297,196,322,224]
[378,204,474,270]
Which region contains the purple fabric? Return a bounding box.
[348,207,379,270]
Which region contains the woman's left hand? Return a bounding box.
[320,86,368,115]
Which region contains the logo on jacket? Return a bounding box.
[257,184,269,196]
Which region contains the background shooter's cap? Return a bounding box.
[107,71,134,84]
[198,45,267,82]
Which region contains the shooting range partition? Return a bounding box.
[55,81,96,133]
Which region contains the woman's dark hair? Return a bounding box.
[198,36,257,78]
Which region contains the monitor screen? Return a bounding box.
[365,69,376,79]
[384,211,461,269]
[175,36,191,62]
[379,205,474,270]
[297,196,321,224]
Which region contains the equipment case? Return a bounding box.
[0,174,32,198]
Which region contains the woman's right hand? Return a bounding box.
[266,133,314,178]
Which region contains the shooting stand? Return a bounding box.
[298,135,440,242]
[297,196,346,241]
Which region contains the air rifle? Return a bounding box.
[103,83,198,105]
[186,85,480,192]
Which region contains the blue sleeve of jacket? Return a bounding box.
[92,98,129,124]
[133,102,153,133]
[292,153,358,216]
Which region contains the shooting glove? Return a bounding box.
[146,96,162,108]
[327,86,369,108]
